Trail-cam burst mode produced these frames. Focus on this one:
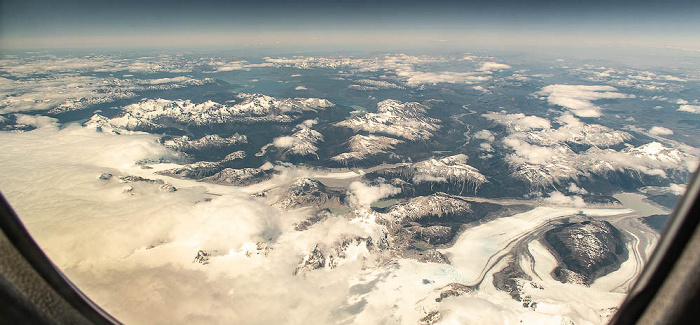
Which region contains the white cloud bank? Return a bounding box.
[478,62,512,71]
[649,126,674,135]
[536,85,634,117]
[347,181,401,207]
[543,191,586,207]
[482,112,551,132]
[0,125,377,324]
[484,111,695,187]
[678,105,700,114]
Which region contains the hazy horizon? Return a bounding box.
[2,0,699,52]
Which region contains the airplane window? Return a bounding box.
[0,0,698,324]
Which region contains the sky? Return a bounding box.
[1,0,699,50]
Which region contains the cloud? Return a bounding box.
[272,136,299,148]
[490,111,693,187]
[543,191,586,207]
[503,137,567,165]
[479,142,494,152]
[399,70,491,86]
[0,54,222,77]
[478,62,511,71]
[355,79,403,89]
[535,85,634,117]
[347,181,401,207]
[567,183,589,195]
[269,121,323,157]
[648,126,674,135]
[0,71,211,114]
[473,129,495,142]
[523,113,632,147]
[301,119,318,127]
[0,124,385,324]
[483,112,551,132]
[472,85,490,93]
[264,54,496,87]
[141,76,194,84]
[206,60,273,72]
[669,183,687,195]
[678,105,700,114]
[14,114,58,128]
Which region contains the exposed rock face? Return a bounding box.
[419,311,441,325]
[492,261,532,303]
[272,122,324,159]
[484,111,694,188]
[157,149,247,181]
[434,283,473,302]
[372,193,476,263]
[202,168,270,186]
[386,193,474,224]
[193,250,210,265]
[335,99,440,141]
[222,151,246,162]
[411,154,487,189]
[273,178,345,210]
[162,134,247,152]
[158,161,223,179]
[135,158,171,166]
[293,237,376,276]
[413,225,454,245]
[294,209,331,231]
[545,220,628,285]
[108,93,334,128]
[374,155,487,195]
[331,134,404,163]
[118,175,177,192]
[84,114,133,134]
[159,184,177,192]
[293,244,327,275]
[118,175,164,184]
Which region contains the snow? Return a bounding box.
[110,93,334,128]
[411,154,487,190]
[332,134,403,163]
[490,111,693,187]
[443,207,631,283]
[336,99,440,141]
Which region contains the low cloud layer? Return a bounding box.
[649,126,674,135]
[543,191,586,207]
[678,104,700,114]
[0,125,375,324]
[347,181,401,207]
[536,85,634,117]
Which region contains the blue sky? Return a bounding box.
[1,0,698,50]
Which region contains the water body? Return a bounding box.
[217,70,291,96]
[613,193,669,217]
[349,105,367,117]
[371,199,399,209]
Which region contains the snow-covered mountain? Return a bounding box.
[162,134,247,151]
[336,99,440,141]
[107,93,334,128]
[332,134,404,163]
